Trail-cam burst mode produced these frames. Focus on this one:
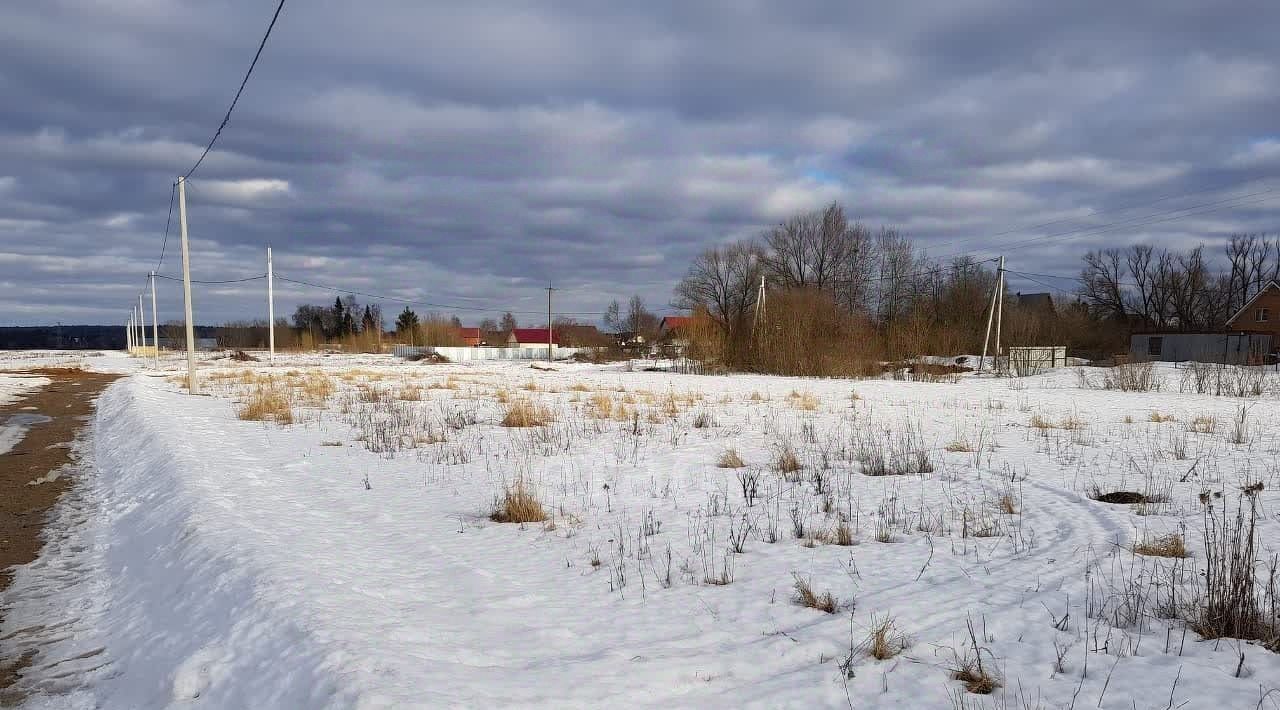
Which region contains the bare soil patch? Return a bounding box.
[0,367,119,696]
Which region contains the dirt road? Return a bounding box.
[0,368,119,696]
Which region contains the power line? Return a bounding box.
[923,177,1277,254]
[155,273,267,284]
[183,0,286,180]
[954,187,1279,262]
[155,181,177,271]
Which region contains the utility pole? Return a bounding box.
[752,275,767,336]
[126,313,133,352]
[150,271,159,369]
[979,256,1004,372]
[267,246,275,364]
[994,259,1005,370]
[138,293,147,354]
[177,176,198,393]
[546,283,555,363]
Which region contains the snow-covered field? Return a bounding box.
[4,352,1280,709]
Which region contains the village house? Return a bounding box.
[1225,280,1280,337]
[658,315,696,350]
[506,328,559,348]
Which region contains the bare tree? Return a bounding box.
[1079,248,1128,322]
[673,241,763,342]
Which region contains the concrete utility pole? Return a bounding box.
[752,275,767,335]
[177,176,198,393]
[150,271,159,369]
[267,246,275,364]
[546,283,555,363]
[138,293,147,353]
[979,256,1004,372]
[994,259,1005,369]
[126,314,133,352]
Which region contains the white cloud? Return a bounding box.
[195,179,292,203]
[979,157,1188,189]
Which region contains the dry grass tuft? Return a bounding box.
[490,478,548,523]
[833,521,854,546]
[788,389,820,411]
[568,382,591,392]
[945,439,974,453]
[773,444,802,474]
[952,664,999,695]
[1149,411,1176,423]
[866,616,910,660]
[238,384,294,424]
[295,371,336,406]
[1188,415,1217,434]
[997,492,1018,515]
[501,399,551,427]
[792,574,838,613]
[717,448,746,468]
[587,392,614,419]
[1028,414,1054,429]
[1133,532,1188,558]
[397,384,423,401]
[1029,413,1085,430]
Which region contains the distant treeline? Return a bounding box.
[0,325,217,350]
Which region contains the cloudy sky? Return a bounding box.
[2,0,1277,327]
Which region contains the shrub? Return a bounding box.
[1191,492,1277,648]
[490,478,548,523]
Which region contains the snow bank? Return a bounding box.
[3,379,343,709]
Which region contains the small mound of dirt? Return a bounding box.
[1094,491,1146,504]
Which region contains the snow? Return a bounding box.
[0,373,50,455]
[4,353,1280,708]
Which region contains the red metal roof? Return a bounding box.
[660,316,696,331]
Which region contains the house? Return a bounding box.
[507,328,559,348]
[658,315,698,352]
[1129,331,1272,365]
[659,315,696,337]
[1225,281,1280,337]
[457,327,483,347]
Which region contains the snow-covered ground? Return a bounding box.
[4,352,1280,708]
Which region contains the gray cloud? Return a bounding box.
[1,0,1277,326]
